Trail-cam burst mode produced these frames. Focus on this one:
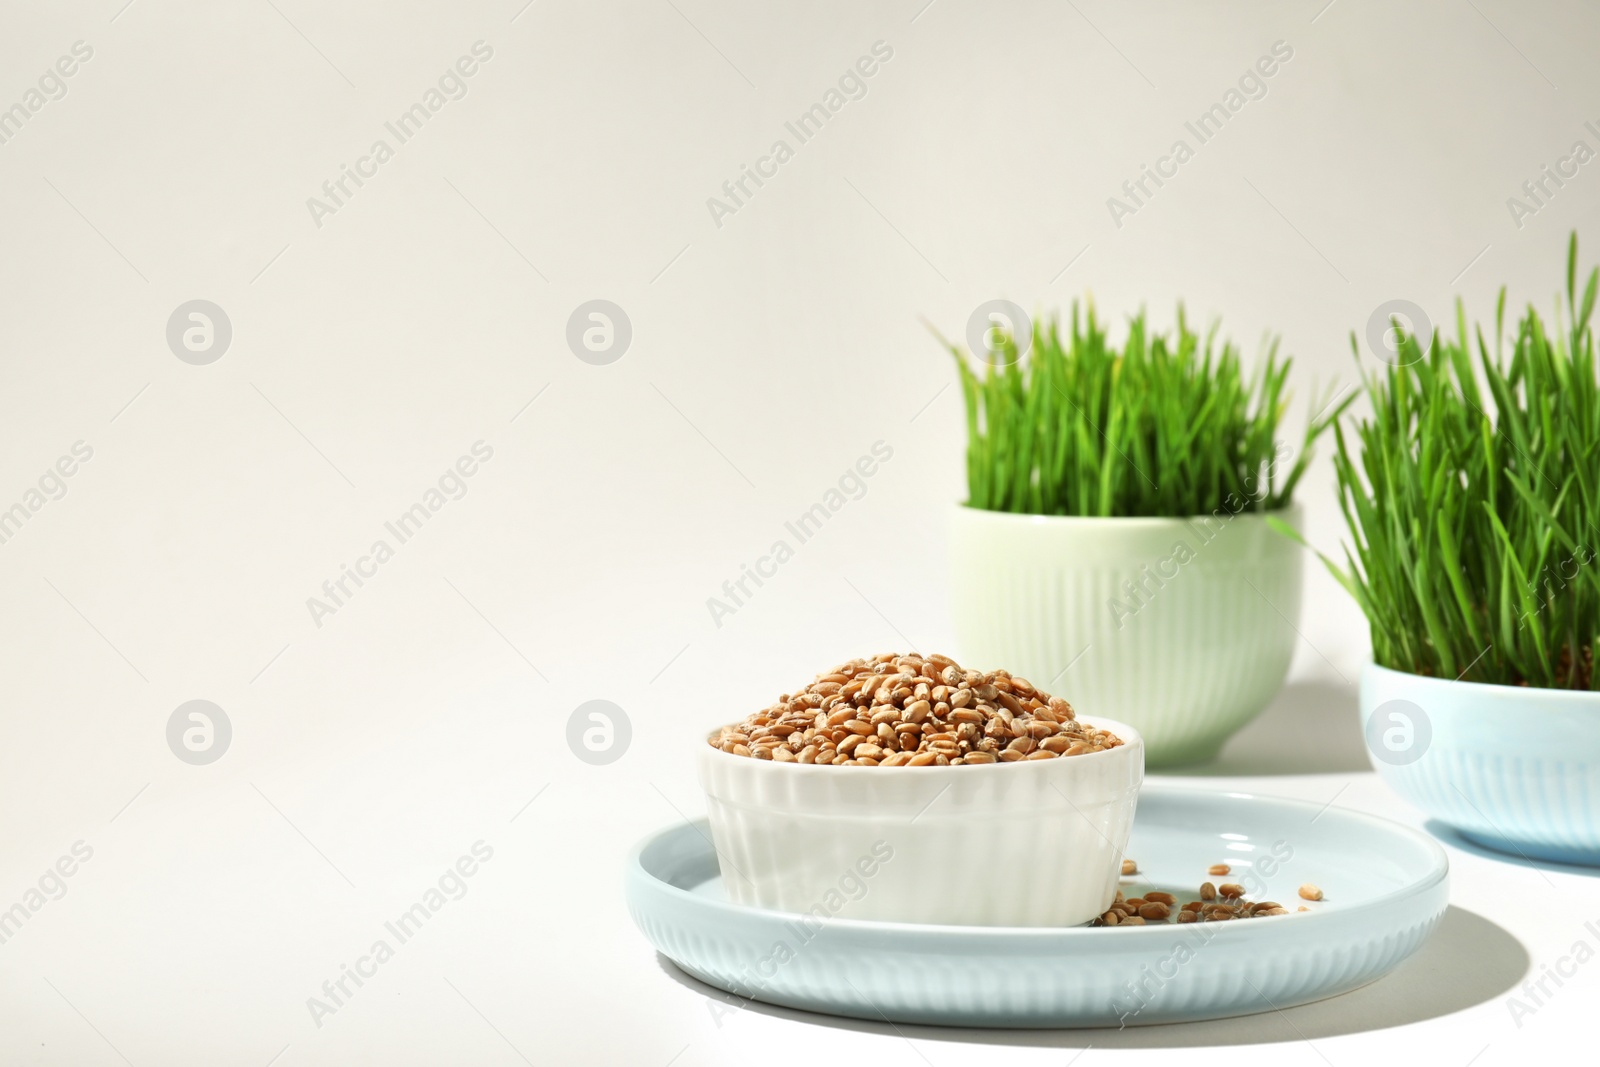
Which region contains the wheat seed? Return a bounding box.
[710,653,1123,767]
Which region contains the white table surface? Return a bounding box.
[3,660,1592,1066]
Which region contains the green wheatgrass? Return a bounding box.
[1277,234,1600,690]
[947,303,1348,518]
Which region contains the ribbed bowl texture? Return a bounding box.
[698,717,1143,927]
[950,503,1303,767]
[1362,661,1600,866]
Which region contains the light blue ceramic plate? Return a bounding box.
[626,785,1450,1027]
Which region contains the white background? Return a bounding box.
[1,0,1597,1063]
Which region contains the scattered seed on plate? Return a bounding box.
[1208,864,1230,876]
[1091,877,1328,927]
[1298,883,1324,901]
[1121,859,1137,875]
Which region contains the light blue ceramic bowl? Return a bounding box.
[627,786,1449,1027]
[1361,662,1600,866]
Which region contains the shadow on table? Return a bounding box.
[1425,820,1600,878]
[658,905,1525,1048]
[1166,678,1372,777]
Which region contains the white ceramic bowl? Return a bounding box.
[697,716,1143,927]
[950,503,1302,766]
[1361,662,1600,865]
